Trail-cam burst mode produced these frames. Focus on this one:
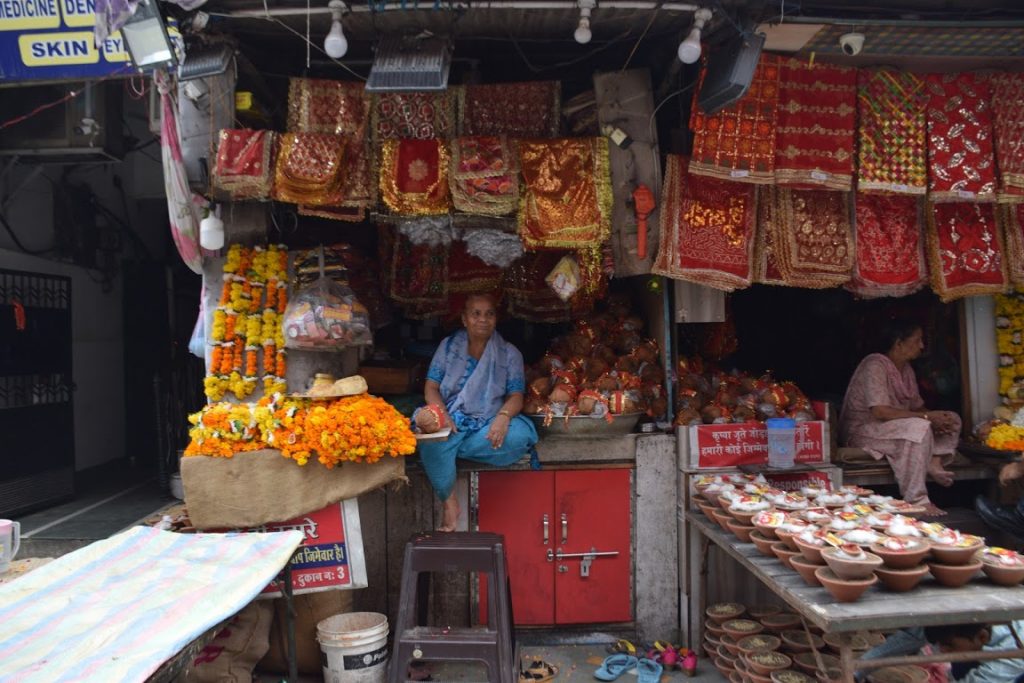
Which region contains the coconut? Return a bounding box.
[639,363,665,385]
[415,405,446,434]
[593,344,618,364]
[674,407,702,427]
[607,390,637,414]
[529,376,552,398]
[595,373,620,392]
[523,396,546,414]
[615,355,640,374]
[537,352,564,375]
[634,339,659,364]
[584,358,610,382]
[549,383,578,404]
[566,334,593,357]
[576,389,604,415]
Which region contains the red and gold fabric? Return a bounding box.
[372,91,456,141]
[689,53,781,184]
[287,78,368,135]
[448,239,504,293]
[1001,203,1024,285]
[926,202,1007,302]
[298,138,373,221]
[272,133,345,206]
[857,68,928,195]
[449,136,518,216]
[847,193,926,298]
[459,81,561,138]
[763,187,853,288]
[379,138,451,215]
[752,188,787,286]
[504,249,602,322]
[773,58,857,190]
[990,73,1024,200]
[387,228,449,310]
[212,129,276,200]
[517,138,612,249]
[924,73,997,202]
[652,154,757,292]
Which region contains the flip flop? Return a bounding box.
[605,639,638,656]
[636,657,663,683]
[594,654,637,681]
[520,658,558,683]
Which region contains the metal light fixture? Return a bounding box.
[677,7,712,64]
[179,43,234,80]
[324,0,348,59]
[122,0,177,70]
[574,0,595,44]
[366,34,451,92]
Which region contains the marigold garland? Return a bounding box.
[995,290,1024,402]
[986,422,1024,452]
[185,393,417,466]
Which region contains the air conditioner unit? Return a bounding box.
[0,81,125,163]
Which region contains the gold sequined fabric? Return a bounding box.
[459,82,561,137]
[517,138,612,249]
[857,68,928,195]
[287,78,368,135]
[372,91,457,141]
[763,187,853,288]
[212,129,276,200]
[379,138,451,215]
[1003,204,1024,286]
[927,202,1007,302]
[272,133,346,206]
[449,136,518,216]
[924,73,997,202]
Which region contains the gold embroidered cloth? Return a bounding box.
[991,73,1024,200]
[927,202,1007,302]
[762,187,853,288]
[459,81,561,137]
[372,92,456,141]
[1001,203,1024,285]
[857,68,928,195]
[449,136,518,216]
[272,133,345,206]
[517,138,612,249]
[379,138,451,215]
[212,129,275,200]
[847,193,926,298]
[924,73,997,202]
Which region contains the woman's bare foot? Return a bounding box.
[928,457,955,487]
[438,494,459,532]
[921,502,946,516]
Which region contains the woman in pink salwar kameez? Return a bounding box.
[840,321,961,515]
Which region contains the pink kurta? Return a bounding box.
[840,353,960,504]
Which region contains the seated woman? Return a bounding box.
[415,294,539,532]
[840,319,961,516]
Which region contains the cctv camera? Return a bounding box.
[839,32,865,56]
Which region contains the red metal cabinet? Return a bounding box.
[477,468,632,626]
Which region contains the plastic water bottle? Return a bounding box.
[766,417,797,469]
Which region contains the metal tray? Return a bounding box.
[528,412,643,439]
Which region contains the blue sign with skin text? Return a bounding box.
[0,0,132,81]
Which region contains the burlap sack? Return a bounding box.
[260,591,356,675]
[181,449,407,529]
[184,600,274,683]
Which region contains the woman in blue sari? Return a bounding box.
[417,294,539,531]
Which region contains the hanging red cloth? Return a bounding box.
[924,73,997,202]
[927,202,1007,302]
[847,193,927,298]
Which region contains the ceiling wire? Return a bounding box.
[619,3,661,72]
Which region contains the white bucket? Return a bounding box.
[317,612,389,683]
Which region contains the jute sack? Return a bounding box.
[181,449,406,529]
[259,590,356,675]
[183,600,274,683]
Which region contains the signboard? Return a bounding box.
[762,469,832,492]
[0,0,132,81]
[688,421,829,469]
[223,499,368,598]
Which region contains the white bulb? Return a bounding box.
[677,28,702,64]
[200,214,225,250]
[574,19,592,44]
[324,20,348,58]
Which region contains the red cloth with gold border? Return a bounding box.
[847,193,926,298]
[926,202,1007,302]
[857,68,928,195]
[924,73,997,202]
[991,73,1024,200]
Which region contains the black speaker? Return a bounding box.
[697,31,766,116]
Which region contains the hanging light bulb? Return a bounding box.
[574,0,595,44]
[200,204,224,250]
[677,7,712,64]
[324,0,348,59]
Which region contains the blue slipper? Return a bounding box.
[594,654,637,681]
[637,657,663,683]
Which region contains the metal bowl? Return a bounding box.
[528,412,643,439]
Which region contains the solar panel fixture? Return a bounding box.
[366,34,452,92]
[178,43,234,80]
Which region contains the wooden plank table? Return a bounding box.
[686,511,1024,678]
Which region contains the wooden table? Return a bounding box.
[687,511,1024,678]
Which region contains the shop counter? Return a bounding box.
[685,510,1024,678]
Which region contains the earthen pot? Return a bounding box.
[793,535,828,564]
[793,652,840,675]
[928,560,982,587]
[869,539,931,569]
[821,547,884,580]
[698,501,720,519]
[745,650,791,676]
[775,527,803,551]
[707,602,747,624]
[760,613,802,633]
[790,555,825,586]
[874,564,930,592]
[814,567,878,603]
[721,634,742,657]
[753,515,785,540]
[780,629,826,654]
[748,604,784,620]
[723,618,766,641]
[751,530,779,557]
[715,656,736,675]
[822,632,872,653]
[981,558,1024,586]
[737,634,782,655]
[867,665,929,683]
[729,671,745,683]
[719,642,738,662]
[816,667,844,682]
[718,494,735,509]
[728,520,758,543]
[706,620,727,637]
[771,542,801,569]
[771,670,816,683]
[750,671,775,683]
[712,508,735,531]
[731,504,772,526]
[929,538,984,566]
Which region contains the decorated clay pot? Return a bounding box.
[929,537,985,566]
[981,550,1024,586]
[414,404,446,434]
[821,546,884,580]
[928,560,982,587]
[814,567,878,603]
[793,535,827,564]
[789,556,824,586]
[727,520,757,542]
[869,538,931,569]
[874,564,930,592]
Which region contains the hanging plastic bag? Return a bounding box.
[283,247,373,350]
[545,254,581,302]
[188,295,206,359]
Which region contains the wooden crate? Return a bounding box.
[359,360,425,395]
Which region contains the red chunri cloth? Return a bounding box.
[287,78,368,135]
[857,68,928,195]
[774,58,857,190]
[924,73,997,202]
[926,202,1007,302]
[847,193,926,298]
[689,53,781,184]
[459,82,561,138]
[372,91,456,141]
[752,187,786,286]
[1001,203,1024,285]
[764,187,853,288]
[652,155,756,292]
[990,73,1024,200]
[212,129,276,200]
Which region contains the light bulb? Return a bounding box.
[574,18,592,44]
[677,27,702,64]
[200,211,225,250]
[324,19,347,58]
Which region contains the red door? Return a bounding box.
[554,469,632,624]
[478,470,555,625]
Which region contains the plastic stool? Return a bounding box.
[388,531,517,683]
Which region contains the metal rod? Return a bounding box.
[765,15,1024,28]
[855,647,1024,670]
[222,1,699,17]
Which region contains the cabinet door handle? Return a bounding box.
[542,514,549,545]
[561,513,568,544]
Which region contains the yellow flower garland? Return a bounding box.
[995,290,1024,402]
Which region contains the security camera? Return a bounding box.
[839,32,865,56]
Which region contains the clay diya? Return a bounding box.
[793,652,840,675]
[927,560,982,588]
[821,544,884,580]
[814,567,878,602]
[712,508,736,531]
[980,547,1024,586]
[874,564,930,592]
[800,507,833,526]
[745,650,791,676]
[928,534,984,566]
[751,530,778,557]
[723,618,766,640]
[790,555,825,586]
[775,520,811,551]
[841,527,884,547]
[707,602,747,624]
[870,537,931,569]
[780,629,826,654]
[760,613,802,633]
[728,519,758,543]
[753,510,788,540]
[730,495,774,525]
[793,532,829,564]
[771,670,817,683]
[719,642,739,662]
[771,541,802,569]
[748,604,784,620]
[885,517,925,539]
[697,501,719,519]
[822,631,872,653]
[867,665,929,683]
[738,633,782,654]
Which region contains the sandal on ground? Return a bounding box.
[594,654,638,681]
[605,639,638,656]
[520,658,558,682]
[636,657,663,683]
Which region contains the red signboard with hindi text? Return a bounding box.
[688,421,829,469]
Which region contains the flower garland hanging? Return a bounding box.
[995,289,1024,402]
[204,244,289,401]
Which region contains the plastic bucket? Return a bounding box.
[766,417,797,469]
[317,612,389,683]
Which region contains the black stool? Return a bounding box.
[388,531,517,683]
